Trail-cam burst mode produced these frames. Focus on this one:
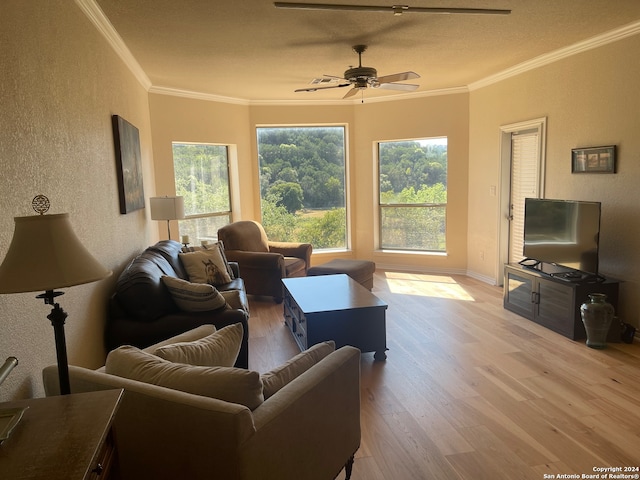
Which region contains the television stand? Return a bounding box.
[503,263,620,341]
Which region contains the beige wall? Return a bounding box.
[0,1,156,401]
[353,94,469,273]
[150,96,469,271]
[148,95,252,236]
[468,35,640,328]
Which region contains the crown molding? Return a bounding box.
[74,0,151,91]
[148,86,250,106]
[469,20,640,91]
[149,85,469,106]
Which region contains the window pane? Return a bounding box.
[381,206,446,251]
[177,214,231,245]
[173,143,230,216]
[257,126,347,249]
[172,143,232,245]
[378,138,447,251]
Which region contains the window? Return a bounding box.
[172,143,232,244]
[256,126,347,249]
[378,137,447,251]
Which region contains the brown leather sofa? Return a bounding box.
[217,221,312,302]
[105,240,250,368]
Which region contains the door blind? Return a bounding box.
[509,131,539,264]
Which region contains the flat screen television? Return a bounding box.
[522,198,601,277]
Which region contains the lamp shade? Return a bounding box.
[149,196,185,221]
[0,214,111,293]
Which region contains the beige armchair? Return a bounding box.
[43,326,360,480]
[217,221,312,302]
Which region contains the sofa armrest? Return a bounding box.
[228,261,240,278]
[243,346,361,479]
[43,365,256,480]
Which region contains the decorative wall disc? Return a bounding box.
[31,195,50,215]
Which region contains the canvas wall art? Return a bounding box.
[112,115,145,213]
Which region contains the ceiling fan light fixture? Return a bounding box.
[294,44,421,99]
[344,66,377,82]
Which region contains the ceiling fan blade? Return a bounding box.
[274,3,511,15]
[378,83,419,91]
[376,71,420,84]
[342,87,359,99]
[295,83,351,92]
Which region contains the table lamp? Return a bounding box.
[150,196,185,240]
[0,195,111,395]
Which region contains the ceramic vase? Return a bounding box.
[580,293,614,349]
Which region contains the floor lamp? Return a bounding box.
[150,196,185,240]
[0,196,111,395]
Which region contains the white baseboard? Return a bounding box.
[375,262,467,277]
[465,270,498,286]
[374,263,499,286]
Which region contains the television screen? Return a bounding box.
[523,198,601,275]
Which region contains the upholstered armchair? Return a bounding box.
[217,221,312,302]
[43,326,361,480]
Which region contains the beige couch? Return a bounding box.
[43,326,361,480]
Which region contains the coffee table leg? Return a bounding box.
[374,349,387,361]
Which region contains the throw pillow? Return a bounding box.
[181,242,235,280]
[105,346,264,410]
[179,247,232,286]
[261,341,335,399]
[153,323,243,367]
[221,289,249,314]
[161,276,228,312]
[206,241,236,280]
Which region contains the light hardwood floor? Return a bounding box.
[247,271,640,480]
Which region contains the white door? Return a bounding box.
[498,118,546,284]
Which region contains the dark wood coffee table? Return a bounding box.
[282,274,388,360]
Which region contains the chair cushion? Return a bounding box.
[153,323,243,367]
[106,345,264,410]
[161,276,228,312]
[179,247,233,286]
[261,341,335,399]
[284,256,306,277]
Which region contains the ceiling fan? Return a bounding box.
[295,44,420,99]
[274,2,511,16]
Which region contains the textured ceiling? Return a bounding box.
[95,0,640,102]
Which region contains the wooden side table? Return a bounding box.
[0,389,123,480]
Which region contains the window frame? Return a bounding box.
[377,137,448,253]
[255,124,350,251]
[172,142,233,244]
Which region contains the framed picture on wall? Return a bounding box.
[112,115,145,213]
[571,145,616,174]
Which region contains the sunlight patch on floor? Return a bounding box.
[382,271,476,301]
